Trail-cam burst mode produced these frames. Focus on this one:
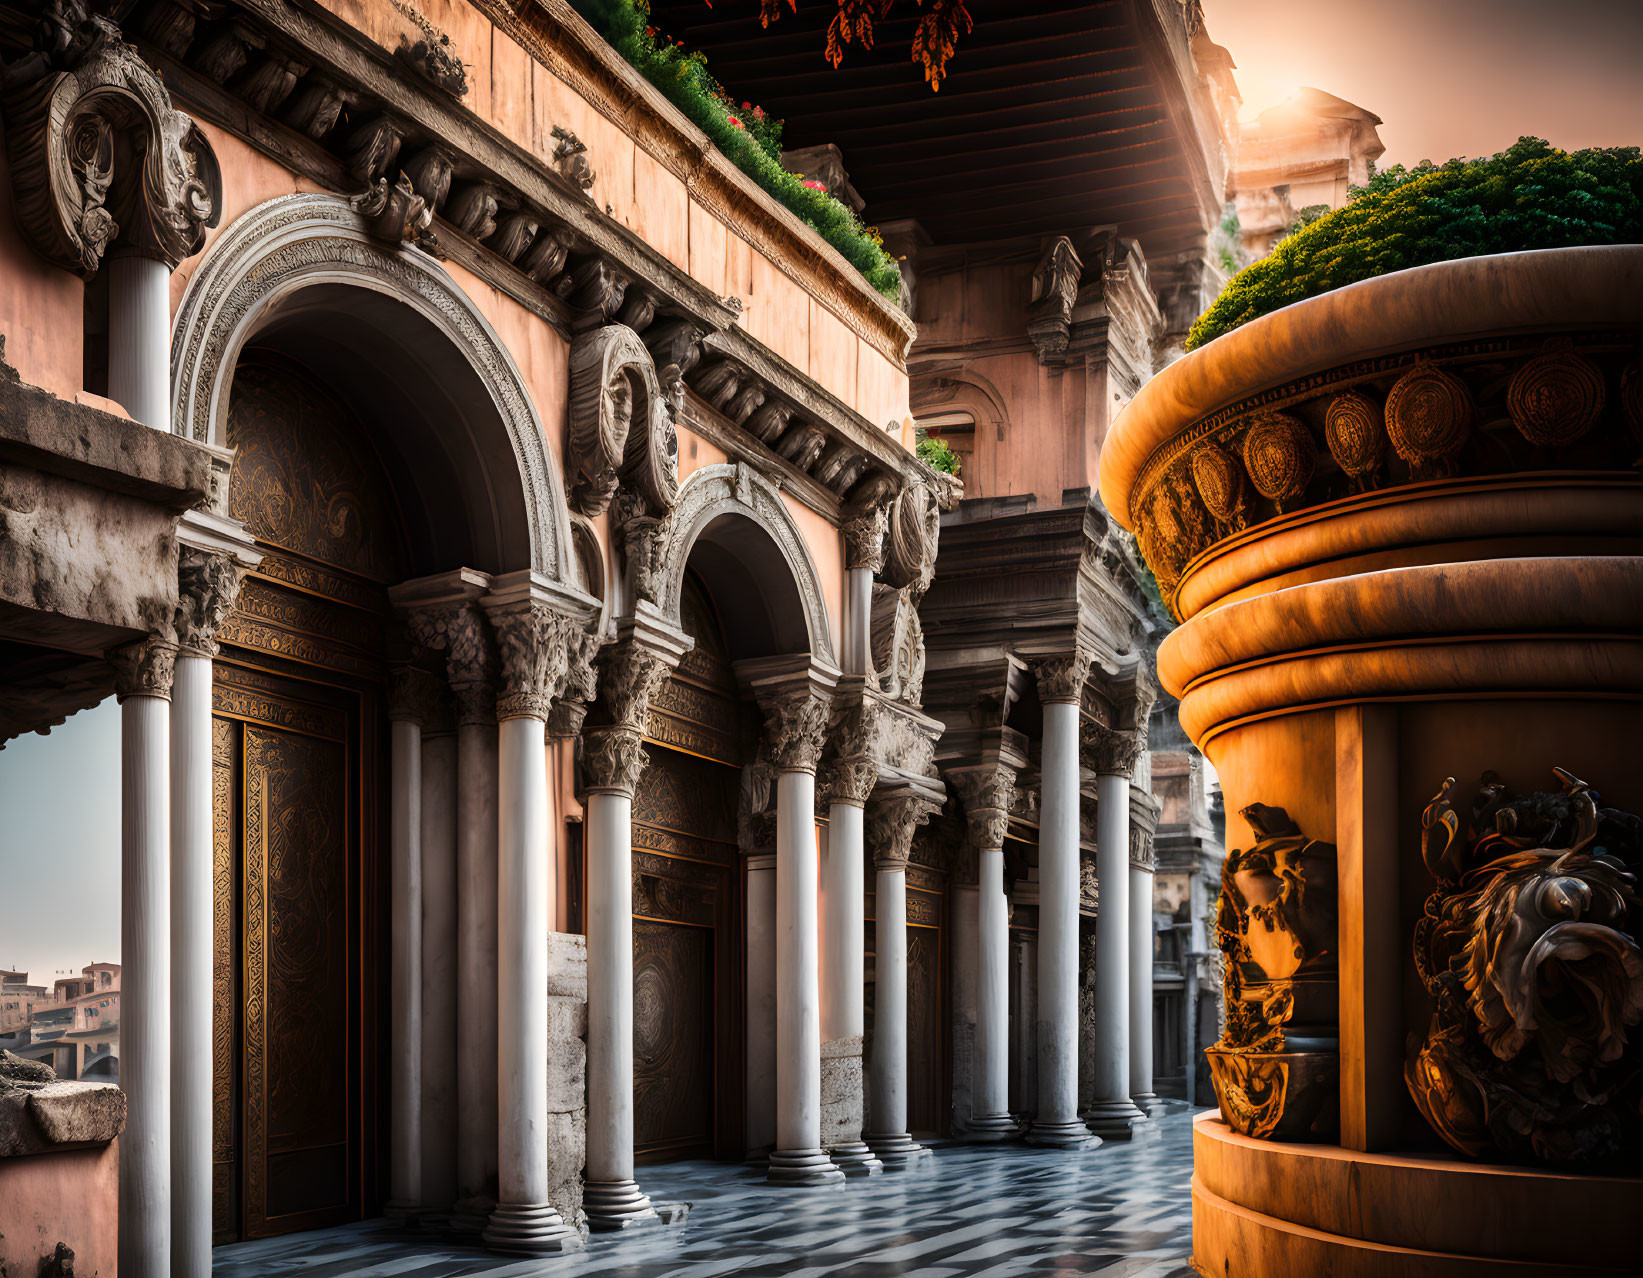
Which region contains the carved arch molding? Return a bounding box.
[170,192,575,584]
[659,463,836,666]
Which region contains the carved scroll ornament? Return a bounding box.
[566,324,677,517]
[1205,803,1340,1141]
[1409,769,1643,1164]
[3,16,221,276]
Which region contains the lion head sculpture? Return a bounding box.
[1409,769,1643,1163]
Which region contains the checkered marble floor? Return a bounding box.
[213,1106,1199,1278]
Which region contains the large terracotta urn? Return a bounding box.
[1099,246,1643,1276]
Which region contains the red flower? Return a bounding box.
[753,106,765,119]
[727,115,744,129]
[802,179,827,192]
[742,101,752,110]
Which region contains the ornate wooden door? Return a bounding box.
[212,354,400,1240]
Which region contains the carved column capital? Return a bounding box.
[1129,826,1156,873]
[865,790,943,872]
[440,606,498,726]
[388,664,445,726]
[841,505,888,573]
[110,633,177,701]
[948,763,1018,854]
[1030,645,1095,705]
[759,688,832,774]
[820,696,880,807]
[174,546,247,656]
[488,602,585,722]
[1082,720,1144,779]
[583,727,648,796]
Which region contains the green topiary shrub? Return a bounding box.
[1187,137,1643,350]
[568,0,905,302]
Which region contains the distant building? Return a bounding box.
[1233,87,1387,259]
[0,970,49,1035]
[0,963,120,1083]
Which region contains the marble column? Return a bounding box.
[170,542,249,1278]
[482,592,589,1254]
[112,633,177,1278]
[1085,726,1147,1139]
[865,791,941,1165]
[387,666,441,1217]
[108,252,173,430]
[748,665,842,1186]
[819,698,882,1176]
[1129,852,1161,1118]
[1026,653,1099,1147]
[582,633,683,1228]
[420,719,459,1211]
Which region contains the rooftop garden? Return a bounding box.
[1188,137,1643,349]
[569,0,905,302]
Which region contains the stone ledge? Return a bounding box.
[0,1082,127,1158]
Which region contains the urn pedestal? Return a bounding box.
[1099,247,1643,1277]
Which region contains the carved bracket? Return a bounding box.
[567,323,677,517]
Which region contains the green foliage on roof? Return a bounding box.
[569,0,905,303]
[914,432,961,476]
[1187,137,1643,350]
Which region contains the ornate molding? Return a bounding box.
[109,633,177,701]
[2,15,221,275]
[174,547,247,656]
[865,789,943,872]
[567,323,676,517]
[169,193,574,585]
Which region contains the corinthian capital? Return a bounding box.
[1082,720,1143,779]
[109,632,177,701]
[947,762,1018,854]
[865,789,943,872]
[841,504,888,573]
[442,606,498,726]
[488,603,583,721]
[174,546,247,656]
[760,689,832,774]
[1030,645,1095,705]
[388,664,446,726]
[584,727,648,795]
[820,696,881,807]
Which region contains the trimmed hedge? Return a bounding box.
[1188,137,1643,350]
[569,0,905,302]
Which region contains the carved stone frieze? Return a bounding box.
[865,790,944,872]
[109,632,178,701]
[174,548,248,657]
[1408,769,1643,1164]
[1206,804,1339,1142]
[1129,825,1155,872]
[2,15,221,276]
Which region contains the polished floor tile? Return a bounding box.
[213,1107,1198,1278]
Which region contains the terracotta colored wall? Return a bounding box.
[307,0,908,434]
[0,1141,119,1276]
[0,149,84,400]
[782,493,843,660]
[677,424,729,482]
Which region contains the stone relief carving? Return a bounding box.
[1409,769,1643,1164]
[1322,389,1385,492]
[2,14,221,276]
[842,504,889,574]
[1205,803,1339,1141]
[1027,235,1082,365]
[174,548,248,657]
[551,125,596,193]
[391,1,470,98]
[1385,357,1473,478]
[1031,646,1095,706]
[351,171,432,246]
[1240,411,1314,514]
[1507,340,1606,448]
[169,194,574,584]
[1190,443,1248,536]
[869,585,925,706]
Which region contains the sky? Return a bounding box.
[0,700,122,983]
[1207,0,1643,169]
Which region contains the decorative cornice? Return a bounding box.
[109,633,177,701]
[865,789,943,872]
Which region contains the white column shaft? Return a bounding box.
[1035,700,1081,1131]
[585,789,635,1184]
[496,715,549,1207]
[1092,772,1132,1103]
[975,847,1010,1120]
[844,567,874,675]
[820,802,865,1043]
[456,720,500,1211]
[389,718,423,1207]
[107,254,173,430]
[774,769,822,1154]
[1130,863,1155,1099]
[869,865,909,1137]
[420,733,459,1209]
[121,693,171,1278]
[169,654,211,1278]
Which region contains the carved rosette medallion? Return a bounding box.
[1323,389,1386,490]
[1205,803,1340,1142]
[490,603,584,721]
[1408,769,1643,1164]
[1506,343,1606,447]
[865,791,943,872]
[758,689,832,774]
[1191,444,1247,532]
[175,548,248,657]
[1385,358,1473,475]
[1031,646,1095,706]
[1240,412,1315,513]
[110,633,178,701]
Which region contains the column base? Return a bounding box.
[866,1132,932,1168]
[827,1141,884,1176]
[964,1112,1022,1142]
[1132,1091,1167,1118]
[1083,1098,1148,1140]
[766,1147,847,1186]
[584,1180,657,1231]
[1024,1118,1103,1149]
[482,1202,585,1254]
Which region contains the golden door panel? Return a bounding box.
[632,918,716,1159]
[906,920,943,1136]
[212,716,240,1245]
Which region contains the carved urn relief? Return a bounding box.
[1410,768,1643,1164]
[1205,803,1340,1141]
